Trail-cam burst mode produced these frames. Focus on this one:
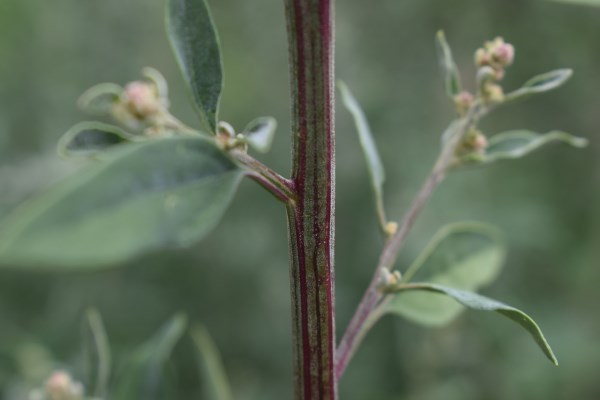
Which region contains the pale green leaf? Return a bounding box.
[387,283,558,366]
[78,83,122,116]
[114,314,187,400]
[142,67,169,100]
[338,81,387,230]
[83,309,111,399]
[463,130,588,164]
[0,137,245,269]
[505,69,572,102]
[436,30,462,98]
[391,222,506,326]
[192,325,233,400]
[57,122,139,159]
[242,117,277,153]
[167,0,223,134]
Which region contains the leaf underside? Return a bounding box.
[388,283,558,366]
[0,137,244,269]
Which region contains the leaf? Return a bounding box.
[57,122,139,159]
[78,83,123,115]
[242,117,277,153]
[462,130,588,164]
[167,0,223,134]
[436,31,462,98]
[114,314,187,400]
[338,81,387,231]
[83,308,111,399]
[504,69,572,102]
[547,0,600,6]
[386,283,558,366]
[391,222,506,326]
[0,136,245,269]
[142,67,169,100]
[192,325,233,400]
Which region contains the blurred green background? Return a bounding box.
[1,0,599,399]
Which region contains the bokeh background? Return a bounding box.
[1,0,599,399]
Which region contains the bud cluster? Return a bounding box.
[29,371,84,400]
[474,37,515,104]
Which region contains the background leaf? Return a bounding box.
[0,137,245,268]
[435,31,462,98]
[82,309,111,399]
[505,69,572,102]
[167,0,223,134]
[339,81,387,231]
[242,117,277,153]
[462,130,588,164]
[387,283,558,365]
[57,122,138,159]
[391,222,506,326]
[192,325,233,400]
[113,314,187,400]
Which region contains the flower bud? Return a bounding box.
[453,91,474,116]
[44,371,84,400]
[473,133,488,151]
[474,48,490,67]
[123,81,161,117]
[491,41,515,67]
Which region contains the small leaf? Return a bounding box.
[338,81,387,231]
[114,314,187,400]
[387,283,558,366]
[167,0,223,134]
[462,130,588,164]
[83,309,111,399]
[242,117,277,153]
[391,222,506,326]
[192,325,233,400]
[505,69,572,102]
[0,137,245,268]
[78,83,123,115]
[142,67,169,100]
[57,122,139,159]
[436,31,462,98]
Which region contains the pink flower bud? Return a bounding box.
[492,42,515,67]
[124,81,161,117]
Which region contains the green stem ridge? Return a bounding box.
[284,0,337,399]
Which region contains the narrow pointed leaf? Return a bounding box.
[505,69,572,102]
[114,314,187,400]
[57,122,138,159]
[339,81,387,230]
[462,130,588,164]
[192,325,233,400]
[387,283,558,365]
[392,222,506,326]
[242,117,277,153]
[142,67,169,100]
[436,31,462,98]
[78,83,123,116]
[167,0,223,134]
[0,137,245,268]
[83,309,111,399]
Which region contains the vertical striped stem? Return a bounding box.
[284,0,336,399]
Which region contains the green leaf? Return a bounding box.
[57,122,139,159]
[78,83,123,116]
[192,325,233,400]
[547,0,600,6]
[0,136,245,269]
[391,222,506,326]
[505,69,572,102]
[114,314,187,400]
[338,81,387,231]
[463,130,588,164]
[142,67,169,100]
[436,30,462,98]
[242,117,277,153]
[167,0,223,134]
[83,309,111,399]
[386,283,558,366]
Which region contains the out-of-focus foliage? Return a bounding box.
[0,0,598,399]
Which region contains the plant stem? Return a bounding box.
[284,0,337,399]
[336,104,485,380]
